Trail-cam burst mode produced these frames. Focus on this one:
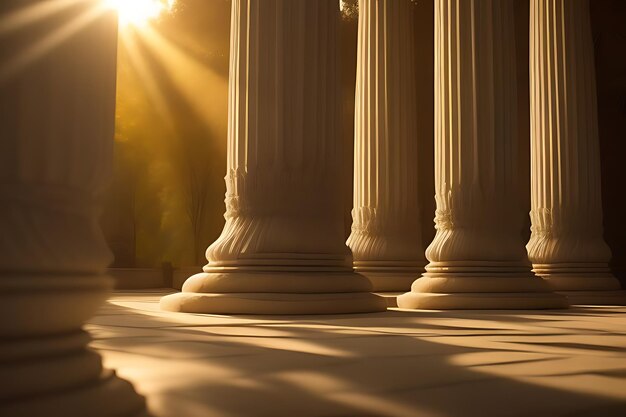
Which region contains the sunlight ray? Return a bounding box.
[0,4,108,82]
[104,0,176,27]
[118,29,175,132]
[133,24,228,133]
[0,0,83,36]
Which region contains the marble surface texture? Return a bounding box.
[89,291,626,417]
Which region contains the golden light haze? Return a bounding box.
[104,0,176,27]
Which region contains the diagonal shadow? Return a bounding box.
[87,296,626,417]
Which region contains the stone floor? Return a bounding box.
[88,291,626,417]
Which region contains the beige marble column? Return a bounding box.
[0,1,145,415]
[398,0,567,310]
[161,0,386,315]
[528,0,626,305]
[347,0,425,293]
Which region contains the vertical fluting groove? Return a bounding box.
[347,0,425,265]
[424,0,528,265]
[206,0,350,267]
[528,0,612,267]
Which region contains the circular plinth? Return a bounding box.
[532,263,626,306]
[161,291,387,315]
[557,291,626,306]
[397,263,569,310]
[397,291,568,310]
[161,271,387,314]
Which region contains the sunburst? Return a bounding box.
[104,0,175,27]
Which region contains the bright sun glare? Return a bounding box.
[104,0,175,27]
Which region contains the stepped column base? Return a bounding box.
[161,268,387,315]
[0,369,147,417]
[397,262,569,310]
[0,276,146,417]
[534,263,626,305]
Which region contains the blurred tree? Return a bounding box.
[102,0,230,268]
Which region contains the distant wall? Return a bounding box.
[592,1,626,286]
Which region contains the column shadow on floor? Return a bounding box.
[88,298,626,417]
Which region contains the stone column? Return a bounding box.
[528,0,626,305]
[347,0,426,293]
[0,1,145,415]
[398,0,567,310]
[161,0,386,315]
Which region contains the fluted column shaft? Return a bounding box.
[398,0,566,310]
[528,0,625,304]
[161,0,385,314]
[0,1,144,415]
[347,0,425,292]
[212,0,346,264]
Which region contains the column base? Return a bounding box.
[534,263,626,305]
[557,290,626,306]
[0,275,112,336]
[397,262,569,310]
[0,276,146,417]
[0,370,147,417]
[398,291,568,310]
[0,331,146,417]
[160,270,387,314]
[353,262,424,292]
